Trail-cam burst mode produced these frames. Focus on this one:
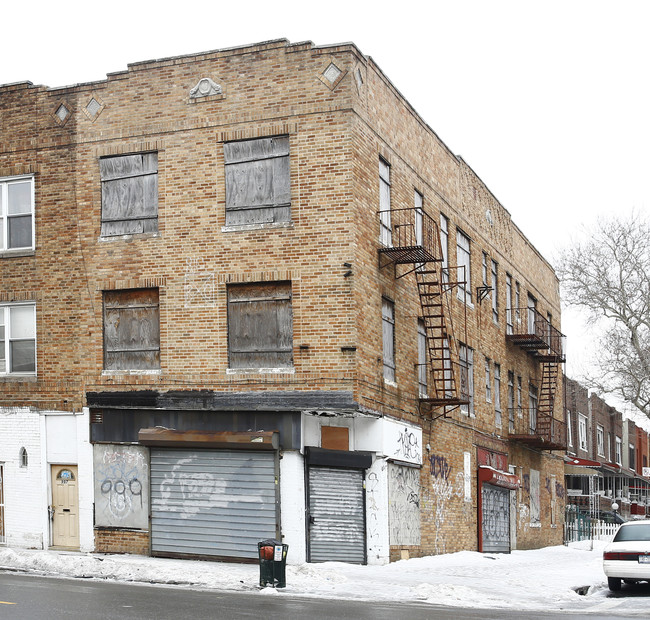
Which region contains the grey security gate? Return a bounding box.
[308,466,365,564]
[481,483,511,553]
[150,449,277,560]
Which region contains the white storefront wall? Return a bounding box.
[298,414,422,565]
[0,407,93,551]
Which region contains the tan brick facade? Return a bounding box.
[0,39,565,559]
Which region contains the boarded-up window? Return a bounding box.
[100,153,158,236]
[227,282,293,369]
[103,289,160,370]
[224,137,291,226]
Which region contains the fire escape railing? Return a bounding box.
[378,207,469,416]
[507,307,567,450]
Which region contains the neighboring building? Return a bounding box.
[0,39,567,562]
[564,378,650,520]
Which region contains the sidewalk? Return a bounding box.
[0,541,644,614]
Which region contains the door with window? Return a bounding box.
[51,465,79,548]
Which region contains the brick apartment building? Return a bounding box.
[564,376,650,520]
[0,39,567,562]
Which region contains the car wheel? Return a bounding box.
[608,577,622,591]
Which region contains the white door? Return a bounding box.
[0,464,5,545]
[51,465,79,548]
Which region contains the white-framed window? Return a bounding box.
[482,252,488,289]
[417,318,427,397]
[567,410,573,448]
[597,424,605,456]
[505,273,513,334]
[507,370,515,432]
[382,297,395,383]
[578,414,588,451]
[615,436,622,465]
[484,357,491,402]
[529,383,538,432]
[414,190,423,246]
[517,375,522,417]
[494,363,502,427]
[379,158,391,247]
[629,443,636,471]
[456,229,472,305]
[0,175,35,251]
[515,281,521,327]
[491,259,498,324]
[459,342,474,416]
[439,214,449,282]
[0,303,36,375]
[527,293,537,334]
[607,432,612,462]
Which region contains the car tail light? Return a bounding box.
[603,552,639,561]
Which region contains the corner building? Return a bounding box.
[0,39,566,563]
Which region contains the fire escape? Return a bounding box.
[378,207,469,417]
[507,307,567,449]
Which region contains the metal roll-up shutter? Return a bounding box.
[308,466,365,564]
[151,449,276,560]
[481,483,511,553]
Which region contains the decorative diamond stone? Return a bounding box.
[56,104,69,122]
[355,68,364,90]
[86,98,101,117]
[323,63,342,84]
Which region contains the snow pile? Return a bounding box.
[0,542,648,613]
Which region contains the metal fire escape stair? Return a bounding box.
[378,208,468,417]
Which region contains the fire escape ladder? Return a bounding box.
[378,207,468,416]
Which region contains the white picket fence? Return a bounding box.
[564,519,620,544]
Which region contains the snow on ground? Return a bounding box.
[0,541,648,615]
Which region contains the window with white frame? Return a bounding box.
[615,436,622,464]
[0,176,34,251]
[379,159,391,247]
[494,363,501,427]
[440,214,449,283]
[505,273,513,334]
[507,370,515,432]
[597,424,605,456]
[578,414,588,451]
[629,443,636,471]
[417,318,427,397]
[517,375,522,417]
[0,303,36,374]
[529,383,538,432]
[515,281,521,327]
[482,252,488,290]
[414,190,423,246]
[382,298,395,383]
[456,229,472,305]
[491,259,498,323]
[608,432,612,461]
[484,357,491,402]
[567,410,573,448]
[459,342,474,416]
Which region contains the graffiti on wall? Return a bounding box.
[366,468,382,549]
[394,427,421,463]
[388,463,421,546]
[94,445,149,529]
[426,453,466,554]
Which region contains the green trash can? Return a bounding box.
[258,539,288,588]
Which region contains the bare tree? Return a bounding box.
[557,212,650,418]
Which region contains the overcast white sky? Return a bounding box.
[2,0,649,397]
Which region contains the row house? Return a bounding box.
[565,377,650,519]
[0,39,566,562]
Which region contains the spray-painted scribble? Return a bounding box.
[429,454,452,480]
[184,257,216,307]
[94,445,149,529]
[394,427,421,462]
[388,463,421,546]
